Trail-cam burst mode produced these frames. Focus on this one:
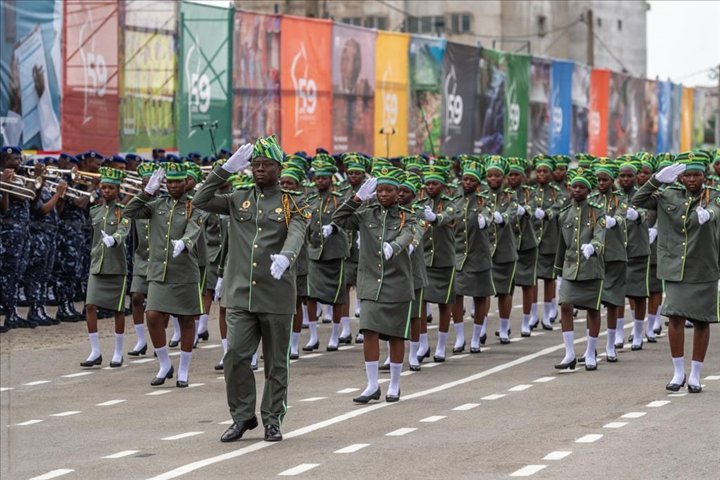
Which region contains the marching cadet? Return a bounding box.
[304,153,349,352]
[124,162,204,388]
[415,164,458,362]
[186,162,211,346]
[590,158,627,361]
[332,167,416,403]
[193,137,309,443]
[551,154,571,197]
[530,155,565,330]
[484,156,519,344]
[452,160,494,353]
[81,167,131,368]
[506,157,540,337]
[633,152,720,393]
[554,167,606,371]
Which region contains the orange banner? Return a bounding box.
[680,87,694,151]
[588,68,609,156]
[374,32,410,157]
[280,16,332,153]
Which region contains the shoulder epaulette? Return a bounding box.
[503,188,514,193]
[116,203,125,209]
[305,192,319,200]
[398,205,413,214]
[560,203,573,213]
[281,189,304,196]
[90,204,102,210]
[549,183,561,191]
[331,191,345,197]
[235,185,254,191]
[589,202,604,210]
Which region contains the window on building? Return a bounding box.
[364,16,389,30]
[597,17,602,27]
[450,13,472,33]
[617,19,622,31]
[537,14,547,37]
[341,17,362,26]
[421,15,432,33]
[406,16,419,33]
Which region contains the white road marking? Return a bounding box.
[0,387,13,392]
[50,411,81,417]
[646,400,671,408]
[621,412,646,419]
[575,434,603,443]
[23,380,51,386]
[199,344,220,349]
[386,427,417,436]
[15,419,44,426]
[481,394,506,400]
[510,465,547,477]
[103,450,140,459]
[299,397,326,402]
[169,352,181,357]
[334,444,370,453]
[543,451,572,460]
[509,338,523,343]
[336,388,359,394]
[188,383,205,389]
[512,304,523,309]
[218,420,233,425]
[667,392,687,397]
[338,346,354,351]
[61,372,94,378]
[29,469,75,480]
[426,325,438,330]
[420,415,446,423]
[450,354,469,360]
[508,384,533,392]
[146,390,171,396]
[400,371,414,376]
[705,375,720,381]
[377,379,390,384]
[453,403,480,411]
[97,399,126,407]
[278,464,320,476]
[162,432,204,441]
[300,353,323,359]
[533,377,556,383]
[216,376,225,380]
[423,362,441,368]
[603,422,628,429]
[131,358,155,364]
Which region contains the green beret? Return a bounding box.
[421,164,449,185]
[506,157,527,174]
[372,165,405,187]
[341,152,368,173]
[280,163,306,183]
[311,153,337,177]
[184,162,202,183]
[533,154,555,171]
[655,153,675,170]
[401,171,423,194]
[484,155,508,175]
[461,159,484,182]
[252,135,284,164]
[162,162,188,180]
[675,150,711,172]
[99,166,126,185]
[575,153,595,169]
[568,167,597,189]
[136,162,158,178]
[552,155,571,168]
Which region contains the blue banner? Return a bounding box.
[549,60,573,155]
[656,81,672,153]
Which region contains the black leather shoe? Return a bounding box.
[197,330,209,341]
[585,363,598,371]
[326,344,339,352]
[427,314,433,323]
[452,342,465,353]
[220,416,259,442]
[264,424,282,442]
[386,390,400,403]
[150,365,174,386]
[554,358,577,370]
[109,357,123,368]
[338,335,352,345]
[529,320,539,331]
[409,364,421,372]
[379,363,390,371]
[521,331,531,338]
[665,375,686,392]
[68,303,85,320]
[192,338,199,349]
[355,333,364,344]
[289,353,299,360]
[549,314,558,323]
[615,340,624,349]
[321,317,331,324]
[653,325,662,335]
[433,354,445,362]
[480,334,487,345]
[0,324,7,333]
[499,337,510,345]
[6,309,35,328]
[606,355,618,363]
[38,307,58,325]
[214,363,224,371]
[127,344,148,356]
[80,355,102,367]
[353,387,381,404]
[176,380,189,388]
[57,302,80,323]
[302,341,319,352]
[168,339,179,348]
[631,342,643,351]
[251,363,258,371]
[417,349,430,364]
[470,346,481,354]
[541,322,554,331]
[687,384,702,394]
[646,335,657,343]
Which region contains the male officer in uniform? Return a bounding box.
[193,136,309,442]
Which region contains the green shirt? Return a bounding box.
[509,184,539,251]
[532,182,566,255]
[555,199,606,281]
[306,189,349,261]
[589,190,627,263]
[485,186,519,264]
[619,186,650,259]
[415,194,457,268]
[130,218,150,276]
[89,199,130,275]
[454,191,493,272]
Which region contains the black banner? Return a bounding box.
[440,42,480,156]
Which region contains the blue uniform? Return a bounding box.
[23,188,59,304]
[1,193,30,311]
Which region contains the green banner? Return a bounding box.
[503,53,529,158]
[178,1,232,156]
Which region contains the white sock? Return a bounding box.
[388,363,402,396]
[470,305,475,318]
[354,294,361,316]
[302,304,309,325]
[655,305,663,328]
[356,332,364,342]
[453,322,465,348]
[479,320,487,337]
[435,331,448,357]
[194,319,199,338]
[307,321,318,345]
[170,316,181,342]
[561,331,575,363]
[629,310,635,323]
[87,332,101,360]
[251,352,258,368]
[585,336,598,366]
[198,313,209,334]
[521,314,530,333]
[646,314,657,338]
[362,361,379,396]
[178,351,192,382]
[616,318,624,342]
[408,341,419,367]
[324,305,333,321]
[219,338,228,365]
[419,333,429,354]
[543,302,552,324]
[500,318,510,338]
[155,346,172,377]
[291,332,300,355]
[340,316,351,337]
[606,329,616,357]
[426,304,432,317]
[316,304,322,317]
[112,333,124,363]
[671,356,685,385]
[471,324,483,348]
[632,320,644,346]
[688,360,703,387]
[530,303,538,325]
[133,324,146,350]
[328,323,340,347]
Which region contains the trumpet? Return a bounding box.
[46,179,97,203]
[46,166,79,179]
[120,182,143,196]
[0,181,37,200]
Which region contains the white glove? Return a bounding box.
[517,205,526,217]
[423,205,437,223]
[222,143,253,173]
[648,227,658,244]
[534,208,546,219]
[214,277,223,301]
[581,243,595,259]
[355,177,377,201]
[493,211,504,224]
[171,239,185,258]
[477,214,486,229]
[626,207,639,221]
[356,234,360,249]
[408,244,415,255]
[697,207,711,225]
[144,168,165,195]
[655,162,686,184]
[101,230,115,247]
[605,215,617,229]
[382,242,394,260]
[321,224,334,238]
[270,254,290,280]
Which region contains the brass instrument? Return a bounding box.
[45,179,97,203]
[0,180,36,200]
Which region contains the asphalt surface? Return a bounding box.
[1,293,719,480]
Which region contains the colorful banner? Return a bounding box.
[503,53,529,158]
[670,83,682,153]
[374,31,409,157]
[642,80,658,154]
[528,58,550,157]
[608,72,629,157]
[680,87,694,151]
[692,87,716,148]
[656,80,672,152]
[280,16,332,153]
[625,77,645,153]
[408,36,445,155]
[475,49,505,155]
[178,1,232,155]
[440,42,480,156]
[588,69,609,156]
[233,11,281,147]
[331,23,375,154]
[549,60,573,155]
[120,0,177,153]
[571,63,590,156]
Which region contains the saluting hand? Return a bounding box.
[145,168,165,195]
[270,254,290,279]
[171,239,185,258]
[355,177,377,201]
[222,143,253,173]
[655,162,685,184]
[101,230,115,247]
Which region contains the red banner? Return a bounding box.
[280,16,332,153]
[63,0,119,154]
[588,68,609,156]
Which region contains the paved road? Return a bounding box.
[1,294,718,480]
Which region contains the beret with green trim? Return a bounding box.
[99,166,127,185]
[568,167,597,189]
[552,154,571,168]
[280,163,307,183]
[433,156,453,169]
[484,155,508,175]
[533,154,555,171]
[575,153,595,169]
[421,164,449,184]
[655,152,675,170]
[616,153,640,173]
[676,150,711,172]
[372,165,405,187]
[162,161,188,180]
[401,155,426,171]
[136,162,158,178]
[506,157,527,174]
[252,135,284,164]
[341,152,368,172]
[592,157,619,179]
[461,160,484,182]
[311,153,337,176]
[401,171,423,194]
[184,162,202,183]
